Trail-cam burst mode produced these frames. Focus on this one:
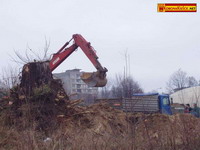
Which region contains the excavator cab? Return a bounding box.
[81,70,107,87]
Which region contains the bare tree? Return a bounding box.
[0,66,20,90]
[187,76,198,87]
[166,69,188,93]
[1,39,51,90]
[10,38,51,64]
[107,50,143,98]
[166,69,200,93]
[111,74,143,98]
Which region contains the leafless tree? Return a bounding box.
[187,76,198,87]
[10,38,51,64]
[111,74,143,98]
[0,66,20,90]
[1,39,51,89]
[166,69,188,93]
[107,50,143,98]
[166,69,199,93]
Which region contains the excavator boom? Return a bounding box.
[49,34,107,87]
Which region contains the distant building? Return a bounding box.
[170,86,200,106]
[53,69,98,104]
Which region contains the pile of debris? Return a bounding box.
[1,61,200,149]
[1,61,73,133]
[52,105,200,149]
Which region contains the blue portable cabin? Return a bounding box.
[133,93,172,115]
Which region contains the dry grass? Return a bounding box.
[1,106,200,150]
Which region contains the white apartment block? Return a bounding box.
[53,69,98,102]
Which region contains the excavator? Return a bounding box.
[49,34,108,87]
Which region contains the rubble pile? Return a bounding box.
[54,105,200,149]
[0,61,200,149]
[1,61,70,133]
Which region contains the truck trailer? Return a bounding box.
[95,93,172,115]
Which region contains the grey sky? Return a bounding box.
[0,0,199,92]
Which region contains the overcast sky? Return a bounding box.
[0,0,199,92]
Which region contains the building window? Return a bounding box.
[76,79,81,83]
[77,84,81,88]
[77,89,82,93]
[70,74,75,78]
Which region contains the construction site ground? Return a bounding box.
[1,62,200,150]
[1,101,200,150]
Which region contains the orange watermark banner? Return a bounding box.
[158,3,197,12]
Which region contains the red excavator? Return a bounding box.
[49,34,107,87]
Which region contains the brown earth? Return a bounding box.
[0,62,200,149]
[56,104,200,150]
[1,101,200,150]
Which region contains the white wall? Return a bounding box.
[170,86,200,106]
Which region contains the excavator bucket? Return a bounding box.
[81,72,107,87]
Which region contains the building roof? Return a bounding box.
[133,93,169,96]
[65,69,81,72]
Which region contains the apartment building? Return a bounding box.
[53,69,98,103]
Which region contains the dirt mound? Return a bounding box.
[1,61,70,134]
[62,103,127,135]
[1,61,200,149]
[1,99,200,149]
[56,105,200,150]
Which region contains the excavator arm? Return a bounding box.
[49,34,107,87]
